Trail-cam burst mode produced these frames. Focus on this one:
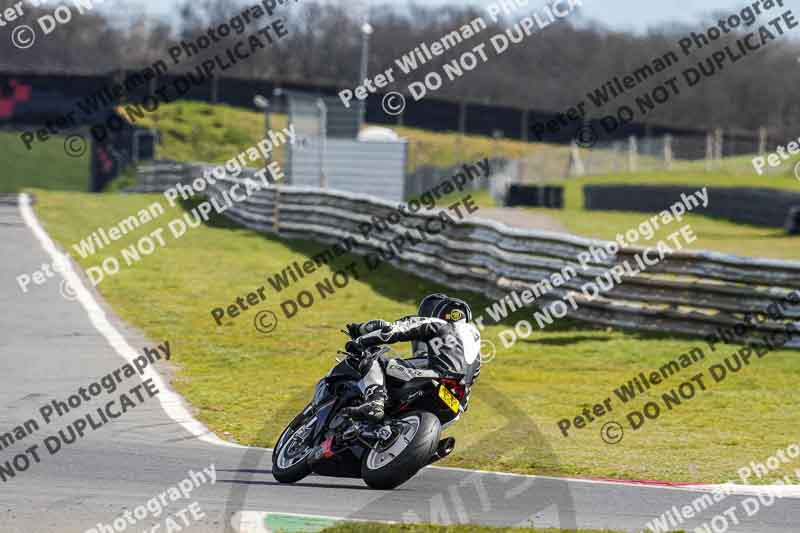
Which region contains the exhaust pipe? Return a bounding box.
[430,437,455,463]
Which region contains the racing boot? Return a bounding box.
[341,385,387,423]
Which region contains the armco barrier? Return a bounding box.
[130,162,800,349]
[584,185,800,229]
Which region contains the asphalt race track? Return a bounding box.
[2,197,799,533]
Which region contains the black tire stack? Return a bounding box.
[505,184,564,208]
[786,206,800,235]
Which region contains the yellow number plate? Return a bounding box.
[438,385,460,413]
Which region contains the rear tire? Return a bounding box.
[272,408,316,484]
[361,411,441,490]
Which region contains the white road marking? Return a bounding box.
[231,511,396,533]
[18,193,241,449]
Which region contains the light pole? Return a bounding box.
[317,98,328,188]
[253,94,271,171]
[359,20,373,131]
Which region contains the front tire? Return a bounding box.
[361,411,441,490]
[272,409,317,484]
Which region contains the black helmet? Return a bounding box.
[418,293,472,322]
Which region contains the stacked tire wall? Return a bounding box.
[584,185,800,229]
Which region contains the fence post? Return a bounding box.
[758,127,768,156]
[664,134,673,171]
[705,132,714,172]
[569,141,585,177]
[317,98,328,188]
[517,158,528,182]
[628,136,638,173]
[714,128,723,167]
[457,101,468,167]
[492,130,505,183]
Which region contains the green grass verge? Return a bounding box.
[126,100,800,193]
[32,189,800,485]
[544,169,800,261]
[550,166,800,261]
[0,131,89,193]
[546,207,800,261]
[324,524,624,533]
[441,188,800,261]
[564,166,800,193]
[123,101,288,166]
[124,101,565,173]
[117,100,800,261]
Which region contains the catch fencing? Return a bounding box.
[132,161,800,350]
[511,130,773,182]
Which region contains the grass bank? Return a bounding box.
[32,189,800,484]
[123,101,539,172]
[546,206,800,261]
[119,101,800,261]
[0,131,89,193]
[442,188,800,261]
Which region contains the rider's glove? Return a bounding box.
[346,323,363,339]
[345,340,365,356]
[347,320,390,339]
[345,340,371,373]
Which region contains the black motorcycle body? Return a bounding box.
[272,346,469,489]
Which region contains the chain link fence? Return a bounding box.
[507,128,776,182]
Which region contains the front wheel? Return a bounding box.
[272,410,317,484]
[361,411,441,490]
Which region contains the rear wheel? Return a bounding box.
[361,411,441,490]
[272,410,317,484]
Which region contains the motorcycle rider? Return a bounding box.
[341,293,481,423]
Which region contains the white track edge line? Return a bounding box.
[18,193,242,449]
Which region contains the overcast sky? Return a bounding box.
[114,0,763,33]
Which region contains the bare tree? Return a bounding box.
[1,1,798,137]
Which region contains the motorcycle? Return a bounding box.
[272,339,472,489]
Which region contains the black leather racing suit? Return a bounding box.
[348,316,481,419]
